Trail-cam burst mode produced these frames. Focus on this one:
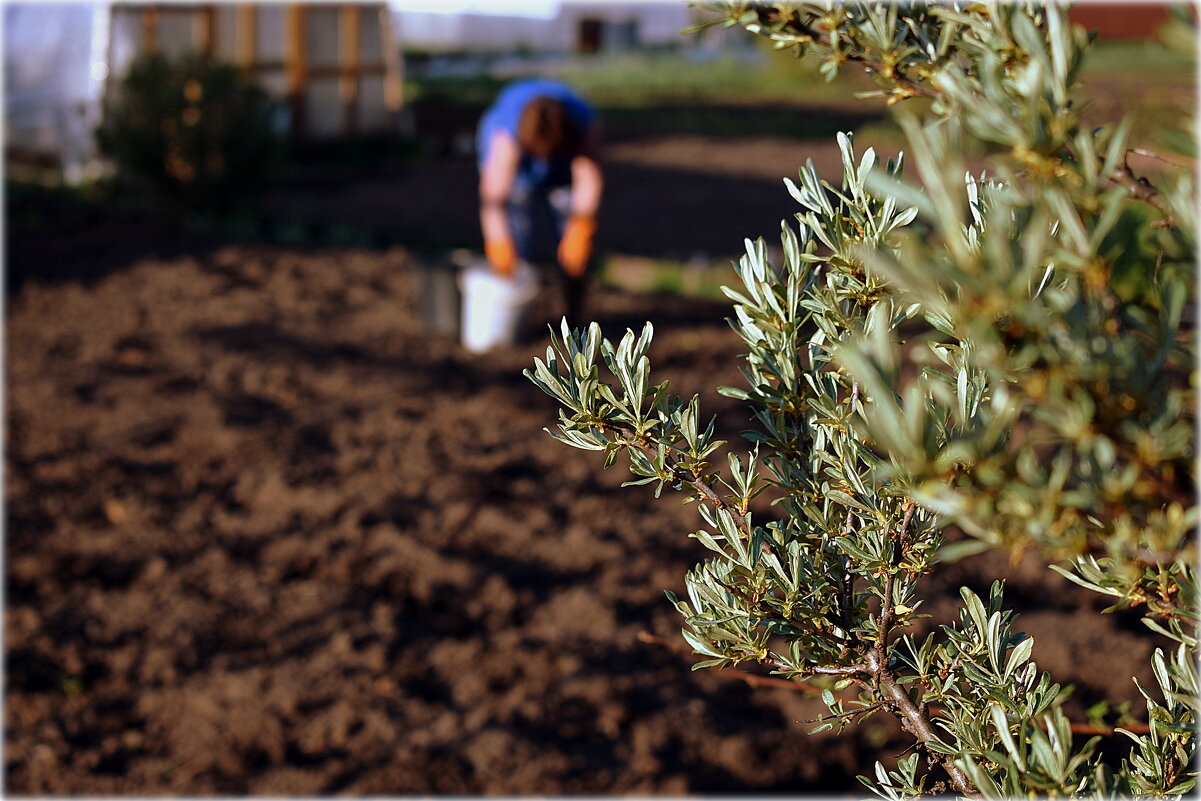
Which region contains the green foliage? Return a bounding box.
[528,2,1196,797]
[96,52,281,214]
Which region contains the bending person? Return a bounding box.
[477,78,603,324]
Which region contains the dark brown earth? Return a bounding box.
[6,65,1189,795]
[5,235,1160,795]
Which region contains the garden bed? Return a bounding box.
[6,242,1155,794]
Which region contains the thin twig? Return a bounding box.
[922,700,1153,737]
[1111,159,1176,222]
[637,631,821,693]
[1068,720,1153,736]
[877,503,917,649]
[639,631,1154,737]
[721,583,856,647]
[798,702,886,725]
[808,663,870,676]
[838,383,861,631]
[839,509,857,630]
[775,12,938,101]
[604,420,752,537]
[1129,147,1191,169]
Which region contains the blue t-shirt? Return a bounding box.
[477,78,594,190]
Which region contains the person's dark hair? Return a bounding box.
[516,97,583,160]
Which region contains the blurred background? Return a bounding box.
[5,1,1196,795]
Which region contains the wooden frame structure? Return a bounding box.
[113,3,404,140]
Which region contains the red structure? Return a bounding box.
[1068,3,1178,41]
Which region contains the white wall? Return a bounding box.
[394,1,692,52]
[397,12,554,52]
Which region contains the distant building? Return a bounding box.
[1068,3,1179,41]
[6,3,404,182]
[106,3,404,140]
[393,1,693,54]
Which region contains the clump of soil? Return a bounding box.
[6,244,1154,794]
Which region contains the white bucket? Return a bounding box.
[458,258,538,353]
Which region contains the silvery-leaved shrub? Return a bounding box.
[526,3,1196,797]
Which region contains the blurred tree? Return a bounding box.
[528,2,1196,797]
[96,52,281,215]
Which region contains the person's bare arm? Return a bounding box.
[558,126,604,278]
[479,130,520,253]
[568,125,603,218]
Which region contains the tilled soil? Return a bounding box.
[6,243,1157,795]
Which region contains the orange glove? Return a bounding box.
[485,237,516,276]
[558,216,597,278]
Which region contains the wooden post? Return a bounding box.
[196,4,216,57]
[379,6,404,118]
[236,4,257,71]
[340,5,360,136]
[141,6,159,54]
[285,4,307,139]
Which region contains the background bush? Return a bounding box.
[96,52,281,215]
